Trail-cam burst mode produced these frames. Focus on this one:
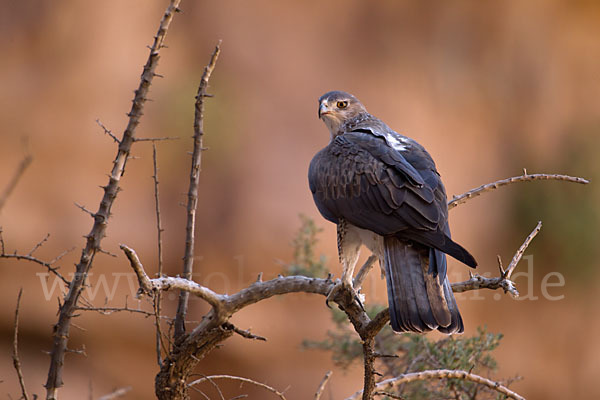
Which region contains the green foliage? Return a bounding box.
[305,306,511,399]
[287,216,517,398]
[283,214,329,278]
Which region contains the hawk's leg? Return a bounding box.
[326,219,364,309]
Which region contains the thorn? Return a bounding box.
[256,272,263,283]
[523,168,528,176]
[74,202,95,217]
[497,255,505,277]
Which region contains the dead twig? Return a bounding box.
[353,255,378,290]
[74,304,169,318]
[1,252,69,285]
[98,386,132,400]
[96,119,120,144]
[451,221,542,298]
[121,244,225,309]
[505,220,542,278]
[12,288,30,400]
[174,40,221,339]
[0,154,33,213]
[27,233,50,256]
[314,371,332,400]
[448,171,589,210]
[224,322,267,341]
[134,136,179,142]
[188,375,287,400]
[44,1,183,397]
[346,369,524,400]
[151,142,167,366]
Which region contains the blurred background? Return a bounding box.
[1,0,599,398]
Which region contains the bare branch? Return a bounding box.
[0,154,33,213]
[448,172,589,210]
[75,305,160,318]
[191,375,225,400]
[48,247,75,265]
[224,322,267,341]
[98,386,132,400]
[505,220,542,278]
[353,255,378,290]
[452,221,542,297]
[74,202,96,217]
[174,41,222,339]
[27,233,50,256]
[96,119,120,144]
[347,369,524,400]
[451,274,519,297]
[134,136,179,142]
[12,288,30,400]
[120,244,225,309]
[1,252,69,285]
[152,143,164,275]
[151,142,166,366]
[45,1,183,397]
[188,375,288,400]
[314,371,332,400]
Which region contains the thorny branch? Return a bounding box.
[448,170,589,210]
[347,369,525,400]
[120,163,588,399]
[122,212,538,400]
[451,221,542,298]
[44,1,182,398]
[152,142,167,366]
[314,371,333,400]
[0,231,71,285]
[174,40,221,339]
[12,288,30,400]
[188,375,288,400]
[0,153,33,213]
[3,1,587,399]
[98,386,132,400]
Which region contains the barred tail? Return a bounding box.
[384,236,463,334]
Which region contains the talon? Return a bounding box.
[354,290,366,311]
[325,281,340,307]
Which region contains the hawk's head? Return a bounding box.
[318,91,367,136]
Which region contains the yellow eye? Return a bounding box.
[336,101,348,109]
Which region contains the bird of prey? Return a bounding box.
[308,91,477,334]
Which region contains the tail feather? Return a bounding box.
[406,246,439,330]
[384,236,463,334]
[438,278,464,334]
[384,238,425,332]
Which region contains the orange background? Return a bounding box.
[1,1,599,399]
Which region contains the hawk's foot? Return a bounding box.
[325,280,365,311]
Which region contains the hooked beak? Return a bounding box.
[318,103,329,119]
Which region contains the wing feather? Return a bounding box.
[308,128,476,268]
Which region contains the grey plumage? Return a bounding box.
[309,91,476,334]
